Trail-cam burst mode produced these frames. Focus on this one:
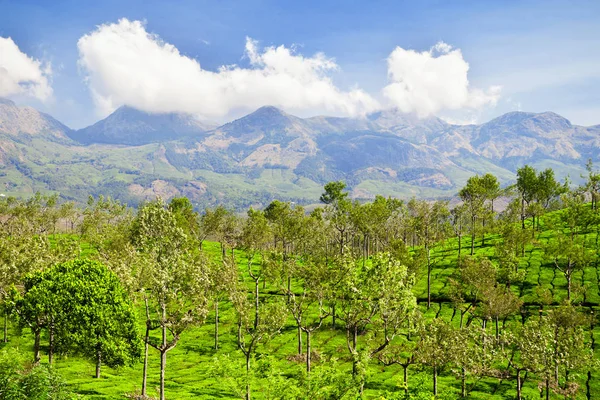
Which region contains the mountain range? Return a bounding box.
[0,97,598,209]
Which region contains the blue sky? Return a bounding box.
[0,0,599,128]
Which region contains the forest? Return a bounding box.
[1,162,600,400]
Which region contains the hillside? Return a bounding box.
[68,105,217,145]
[3,201,599,399]
[0,98,598,208]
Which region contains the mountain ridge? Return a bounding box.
[0,98,598,209]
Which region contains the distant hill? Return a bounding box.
[0,98,72,142]
[68,106,217,145]
[0,98,598,209]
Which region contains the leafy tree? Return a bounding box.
[241,208,273,331]
[516,165,538,230]
[451,204,469,263]
[230,280,287,400]
[320,182,353,256]
[459,176,487,255]
[448,257,496,328]
[505,320,555,400]
[337,252,417,393]
[415,318,459,396]
[409,199,450,308]
[51,259,140,377]
[131,199,211,400]
[14,259,140,375]
[283,258,331,373]
[319,181,349,205]
[583,159,600,211]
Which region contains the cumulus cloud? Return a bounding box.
[382,41,501,117]
[77,18,379,119]
[0,37,52,101]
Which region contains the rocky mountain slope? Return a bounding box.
[68,106,217,145]
[0,98,598,209]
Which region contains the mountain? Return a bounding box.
[0,98,72,142]
[69,106,217,145]
[0,99,598,209]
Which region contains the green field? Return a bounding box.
[2,213,599,400]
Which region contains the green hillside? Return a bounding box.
[1,171,600,399]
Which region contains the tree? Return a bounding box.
[319,181,349,205]
[546,305,596,398]
[337,252,417,393]
[583,159,600,211]
[480,173,501,245]
[377,313,422,395]
[47,259,140,378]
[200,205,234,256]
[131,199,211,400]
[448,257,497,328]
[283,258,331,374]
[415,318,459,396]
[241,208,272,331]
[505,320,554,400]
[544,194,592,301]
[14,259,140,376]
[516,165,538,231]
[230,281,286,400]
[545,234,590,301]
[451,204,469,263]
[410,199,450,308]
[319,182,352,256]
[459,176,487,255]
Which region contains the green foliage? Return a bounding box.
[14,259,140,371]
[0,349,74,400]
[2,173,600,399]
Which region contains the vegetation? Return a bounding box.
[1,162,600,399]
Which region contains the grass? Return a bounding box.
[2,212,600,399]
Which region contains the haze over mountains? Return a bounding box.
[0,97,598,209]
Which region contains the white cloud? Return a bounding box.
[77,18,379,119]
[0,37,52,101]
[382,41,500,117]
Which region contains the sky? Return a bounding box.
[0,0,599,129]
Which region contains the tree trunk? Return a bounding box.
[33,328,41,364]
[482,218,486,247]
[214,300,219,350]
[142,297,150,397]
[297,324,302,355]
[517,369,522,400]
[433,366,438,396]
[521,198,526,230]
[246,353,251,400]
[427,247,432,309]
[254,280,260,330]
[160,306,167,400]
[457,233,462,263]
[142,325,149,396]
[495,316,499,340]
[403,365,408,394]
[471,216,476,255]
[567,274,571,301]
[3,309,7,343]
[306,330,311,373]
[331,303,336,329]
[48,322,54,365]
[95,347,101,378]
[461,367,466,397]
